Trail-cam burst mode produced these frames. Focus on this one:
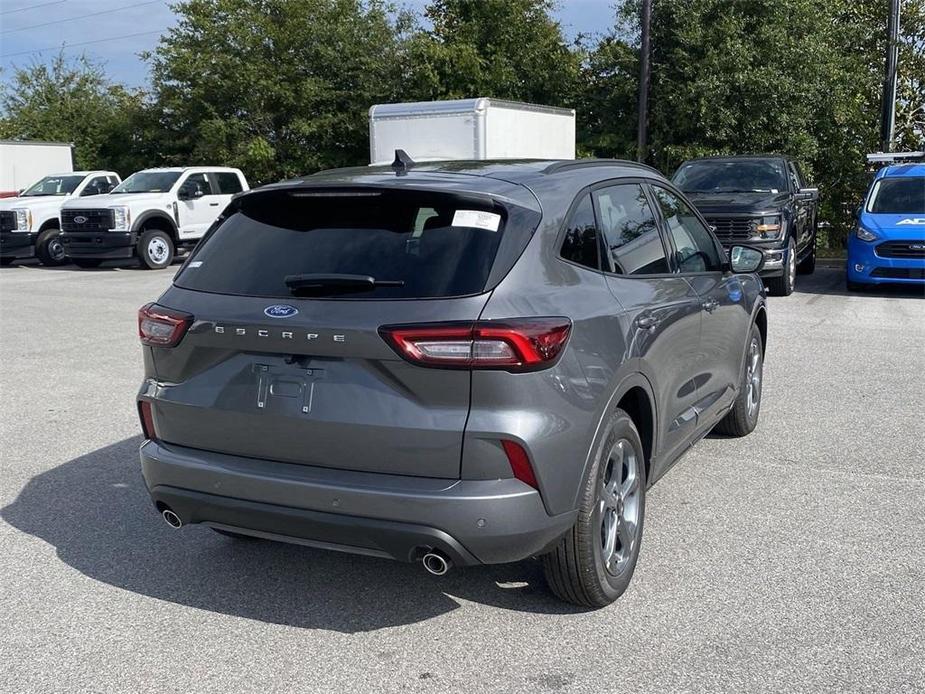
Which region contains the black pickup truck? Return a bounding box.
[671,155,819,296]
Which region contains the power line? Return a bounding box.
[0,0,67,16]
[1,0,164,35]
[0,28,164,58]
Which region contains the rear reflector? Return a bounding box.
[379,318,571,371]
[138,303,193,347]
[138,400,156,440]
[501,440,539,489]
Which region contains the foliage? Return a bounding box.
[404,0,581,107]
[0,53,151,176]
[896,0,925,150]
[147,0,409,184]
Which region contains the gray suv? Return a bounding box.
[137,158,768,607]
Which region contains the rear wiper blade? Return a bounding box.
[284,273,405,295]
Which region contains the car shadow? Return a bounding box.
[1,438,585,632]
[793,265,924,299]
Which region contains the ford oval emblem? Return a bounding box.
[73,215,88,224]
[264,304,299,318]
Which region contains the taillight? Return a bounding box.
[138,303,192,347]
[138,400,157,440]
[379,318,571,371]
[501,440,539,489]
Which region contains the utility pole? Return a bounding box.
[880,0,900,152]
[636,0,652,163]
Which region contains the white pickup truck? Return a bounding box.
[0,171,121,266]
[59,166,249,269]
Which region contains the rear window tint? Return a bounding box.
[214,172,243,194]
[175,189,535,299]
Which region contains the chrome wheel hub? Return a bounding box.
[148,237,169,264]
[598,438,641,576]
[745,337,762,417]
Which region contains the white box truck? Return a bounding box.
[0,140,74,198]
[369,98,575,165]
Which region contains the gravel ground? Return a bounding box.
[1,261,923,693]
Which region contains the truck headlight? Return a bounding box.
[855,224,878,242]
[111,206,131,231]
[750,215,783,241]
[12,208,32,232]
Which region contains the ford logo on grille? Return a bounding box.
[911,244,925,251]
[73,215,88,224]
[264,304,299,318]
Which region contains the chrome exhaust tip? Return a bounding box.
[162,508,183,529]
[422,551,451,576]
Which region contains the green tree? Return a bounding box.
[405,0,581,107]
[148,0,409,184]
[896,0,925,149]
[0,53,150,176]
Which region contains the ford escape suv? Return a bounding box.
[137,157,768,607]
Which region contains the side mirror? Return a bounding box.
[729,245,764,274]
[795,187,819,201]
[177,187,192,201]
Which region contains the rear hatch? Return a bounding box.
[145,183,539,479]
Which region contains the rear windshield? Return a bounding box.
[866,177,925,214]
[175,188,535,299]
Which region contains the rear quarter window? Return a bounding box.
[175,188,539,299]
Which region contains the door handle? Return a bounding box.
[702,299,719,313]
[634,315,660,331]
[209,202,219,206]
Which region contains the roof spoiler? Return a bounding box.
[866,151,925,164]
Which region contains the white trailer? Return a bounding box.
[0,140,74,197]
[369,98,575,165]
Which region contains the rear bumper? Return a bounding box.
[0,231,37,259]
[140,439,576,566]
[60,230,137,259]
[847,237,925,285]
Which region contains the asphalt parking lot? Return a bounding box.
[1,261,923,693]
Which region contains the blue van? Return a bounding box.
[847,155,925,291]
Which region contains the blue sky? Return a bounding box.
[0,0,617,89]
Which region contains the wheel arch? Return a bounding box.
[37,217,60,232]
[133,211,178,240]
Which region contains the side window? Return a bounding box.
[787,162,802,191]
[594,184,668,275]
[81,176,110,196]
[214,172,243,195]
[560,193,601,270]
[652,187,722,273]
[180,173,211,198]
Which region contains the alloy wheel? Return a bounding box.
[746,336,762,417]
[598,439,641,577]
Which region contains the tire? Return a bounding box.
[542,409,646,608]
[211,528,259,540]
[797,237,816,275]
[72,258,103,269]
[0,257,13,267]
[766,236,796,296]
[35,227,67,266]
[714,323,763,437]
[137,229,175,269]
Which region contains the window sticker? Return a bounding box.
[452,209,501,232]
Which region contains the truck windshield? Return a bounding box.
[112,171,181,194]
[866,178,925,214]
[21,175,85,196]
[673,160,788,194]
[175,188,536,299]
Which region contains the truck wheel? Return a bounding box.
[714,323,763,437]
[766,237,796,296]
[72,259,103,269]
[797,238,816,275]
[542,409,646,608]
[35,227,67,267]
[137,229,175,269]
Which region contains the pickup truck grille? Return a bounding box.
[0,211,15,232]
[876,241,925,258]
[702,216,755,242]
[61,208,115,232]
